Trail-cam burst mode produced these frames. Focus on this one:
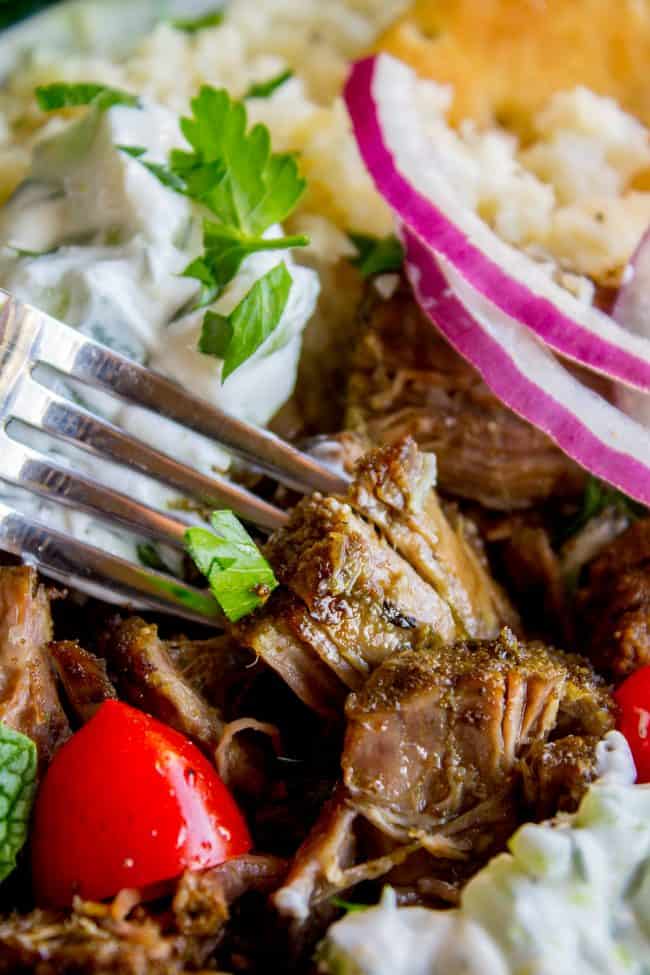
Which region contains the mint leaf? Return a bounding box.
[175,86,305,235]
[182,221,307,302]
[185,511,278,622]
[170,9,224,32]
[199,262,292,379]
[245,69,294,100]
[36,82,139,112]
[0,725,37,884]
[348,233,404,277]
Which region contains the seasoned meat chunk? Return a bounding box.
[518,735,601,818]
[49,641,116,724]
[347,284,583,509]
[579,518,650,678]
[100,618,222,752]
[342,629,613,838]
[241,439,515,715]
[0,567,68,765]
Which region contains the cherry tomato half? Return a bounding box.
[31,700,251,907]
[614,665,650,783]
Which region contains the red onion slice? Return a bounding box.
[345,54,650,392]
[613,230,650,426]
[401,224,650,506]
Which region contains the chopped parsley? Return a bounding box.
[330,896,370,915]
[169,9,224,32]
[185,511,278,622]
[245,69,294,100]
[117,145,187,192]
[136,542,173,574]
[348,232,404,278]
[36,82,140,113]
[199,262,292,379]
[563,476,646,540]
[0,725,37,884]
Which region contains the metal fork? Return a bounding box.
[0,292,348,624]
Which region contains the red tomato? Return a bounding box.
[31,700,251,907]
[614,665,650,783]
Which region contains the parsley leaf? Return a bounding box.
[348,232,404,277]
[137,542,173,574]
[199,262,292,379]
[185,511,278,622]
[183,221,307,305]
[245,69,294,100]
[36,82,140,113]
[170,9,224,32]
[117,145,187,193]
[0,724,37,884]
[176,86,306,235]
[330,896,370,915]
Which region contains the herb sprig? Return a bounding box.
[36,82,140,113]
[348,232,404,278]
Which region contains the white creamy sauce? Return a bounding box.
[0,99,319,563]
[320,732,650,975]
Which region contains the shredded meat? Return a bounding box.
[518,735,601,818]
[347,283,584,509]
[99,618,223,752]
[49,641,116,724]
[0,567,69,765]
[579,518,650,678]
[240,439,515,715]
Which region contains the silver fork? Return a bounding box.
[0,292,348,624]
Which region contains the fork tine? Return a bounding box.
[10,375,289,533]
[0,499,222,625]
[0,429,196,549]
[5,294,350,494]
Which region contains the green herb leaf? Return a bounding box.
[36,82,139,113]
[199,262,292,379]
[0,724,37,884]
[170,9,224,32]
[117,145,187,193]
[563,476,646,540]
[330,897,370,915]
[137,542,173,575]
[348,232,404,278]
[175,86,306,235]
[185,511,278,622]
[245,69,294,100]
[182,220,307,303]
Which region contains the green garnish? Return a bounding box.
[36,82,140,113]
[330,896,370,915]
[348,232,404,278]
[170,9,224,32]
[185,511,278,622]
[245,69,294,100]
[0,724,37,884]
[137,542,173,574]
[117,145,186,192]
[199,262,292,379]
[563,476,646,540]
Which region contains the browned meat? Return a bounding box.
[241,439,515,715]
[49,641,116,724]
[100,618,222,752]
[579,518,650,678]
[0,897,211,975]
[0,567,69,765]
[347,283,583,509]
[518,735,601,819]
[342,629,613,839]
[173,855,287,936]
[166,633,253,716]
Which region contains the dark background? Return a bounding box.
[0,1,59,30]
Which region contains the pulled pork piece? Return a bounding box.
[0,567,68,765]
[240,438,515,716]
[0,899,211,975]
[173,855,287,936]
[578,518,650,678]
[518,735,601,819]
[274,630,613,923]
[347,283,583,509]
[343,629,612,839]
[100,618,222,752]
[49,641,116,724]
